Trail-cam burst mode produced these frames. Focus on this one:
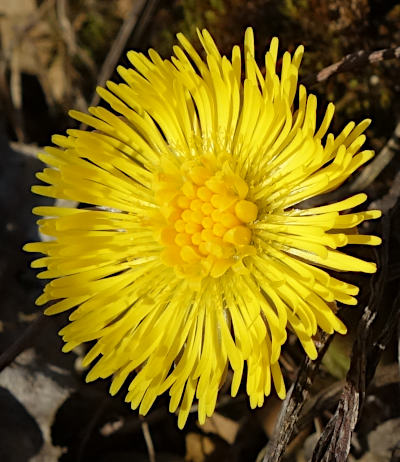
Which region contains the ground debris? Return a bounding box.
[0,349,76,461]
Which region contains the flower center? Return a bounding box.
[154,158,258,281]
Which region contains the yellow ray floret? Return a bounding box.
[24,28,381,428]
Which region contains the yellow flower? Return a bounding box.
[24,28,381,428]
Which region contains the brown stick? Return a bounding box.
[262,332,333,462]
[302,46,400,86]
[349,119,400,195]
[311,210,396,462]
[296,363,400,433]
[368,157,400,215]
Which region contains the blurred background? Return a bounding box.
[0,1,400,461]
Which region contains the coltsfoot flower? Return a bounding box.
[25,28,381,428]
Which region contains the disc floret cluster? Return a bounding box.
[156,155,260,281]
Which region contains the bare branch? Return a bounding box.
[349,119,400,194]
[262,332,333,462]
[312,210,399,462]
[302,46,400,86]
[368,156,400,215]
[297,364,400,433]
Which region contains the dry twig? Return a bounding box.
[297,363,400,433]
[262,332,333,462]
[369,166,400,214]
[302,46,400,87]
[348,119,400,194]
[311,209,399,462]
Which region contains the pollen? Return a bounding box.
[156,160,258,279]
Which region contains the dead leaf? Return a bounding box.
[361,418,400,462]
[0,0,36,17]
[0,387,43,462]
[185,432,215,462]
[46,54,68,104]
[199,412,240,445]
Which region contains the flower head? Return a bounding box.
[25,28,381,428]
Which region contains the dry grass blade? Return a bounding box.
[141,418,156,462]
[88,0,148,109]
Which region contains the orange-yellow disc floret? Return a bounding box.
[154,157,258,281]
